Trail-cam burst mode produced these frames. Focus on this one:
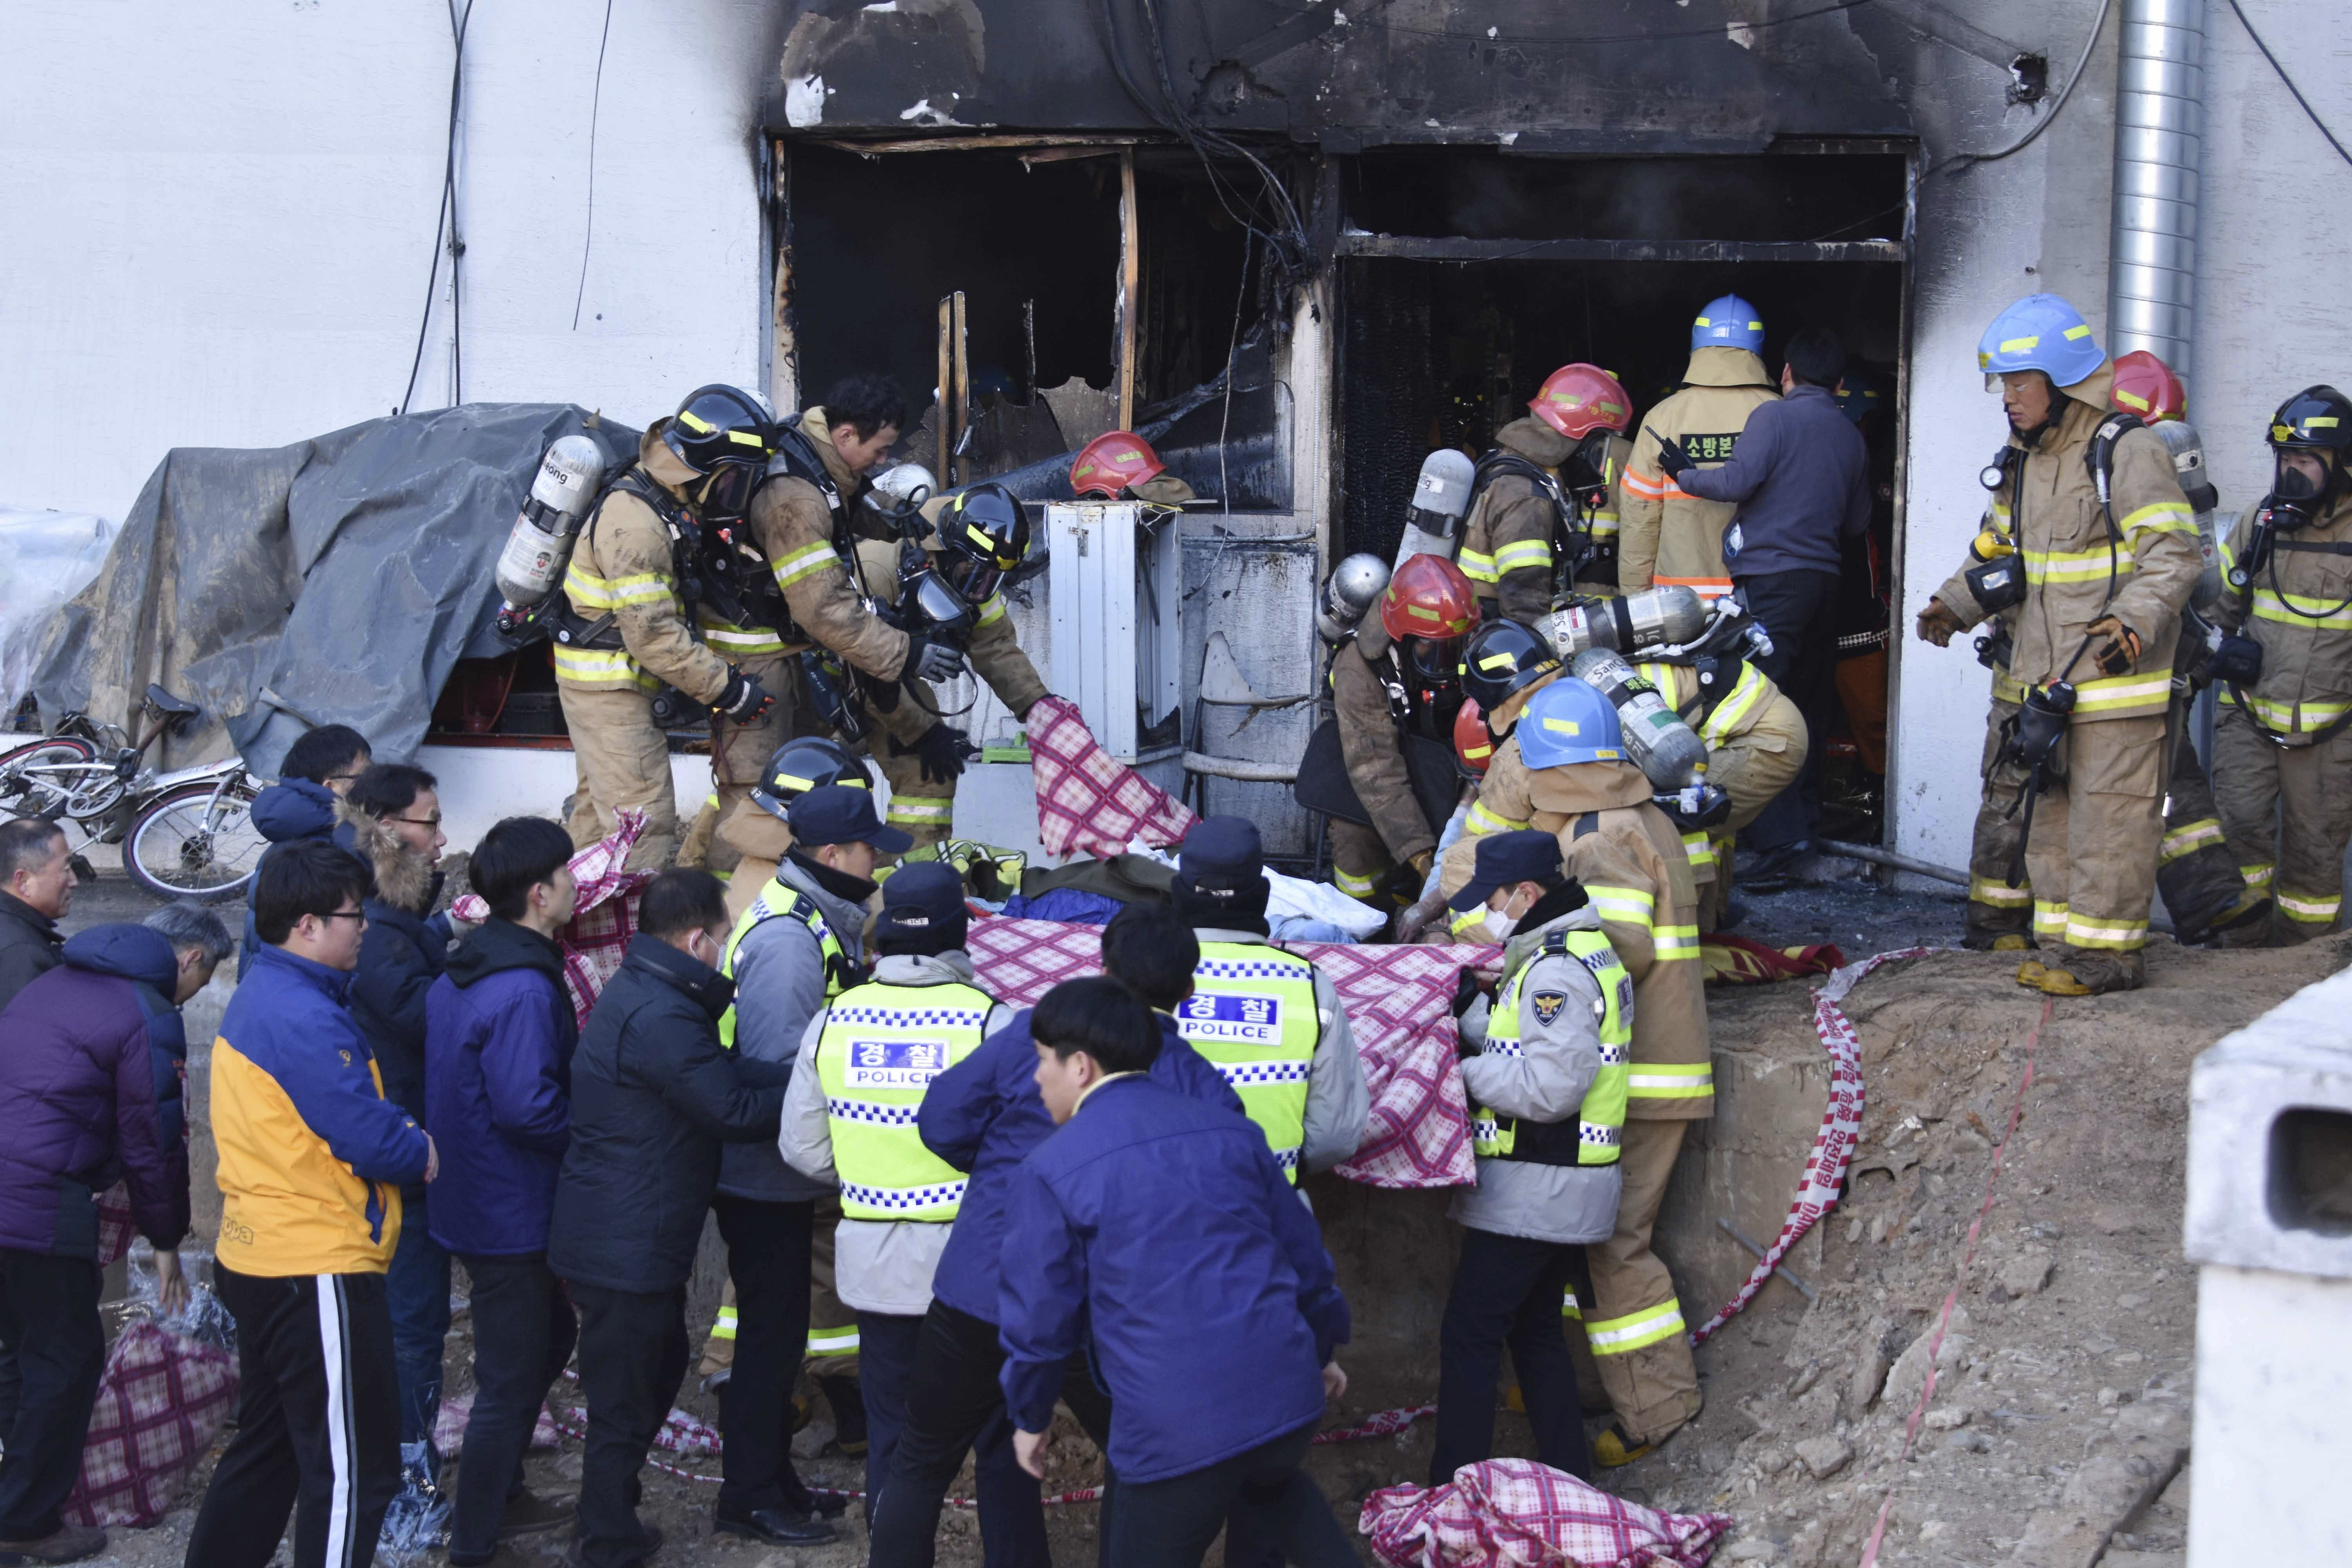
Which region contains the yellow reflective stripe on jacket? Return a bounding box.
[1583,1297,1686,1354]
[2160,818,2223,865]
[1492,539,1554,575]
[1969,877,2032,907]
[2218,687,2352,731]
[2275,888,2341,924]
[1991,667,2027,705]
[700,618,787,653]
[2071,671,2173,716]
[565,564,675,609]
[1561,1288,1582,1321]
[887,796,954,826]
[2240,862,2275,890]
[1587,510,1620,540]
[2118,501,2198,544]
[1653,923,1700,962]
[2250,588,2352,630]
[806,1324,861,1358]
[1585,883,1655,931]
[1626,1062,1711,1099]
[1457,548,1499,585]
[2062,915,2148,951]
[1450,905,1489,939]
[1680,832,1715,872]
[551,645,655,689]
[1334,863,1380,899]
[772,541,842,589]
[977,593,1009,628]
[709,1305,738,1341]
[1696,661,1770,747]
[1466,798,1530,836]
[2020,544,2127,586]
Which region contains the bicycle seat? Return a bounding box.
[143,685,201,719]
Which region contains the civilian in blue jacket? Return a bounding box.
[239,724,371,980]
[866,904,1243,1568]
[424,817,581,1565]
[1001,978,1355,1568]
[0,907,228,1567]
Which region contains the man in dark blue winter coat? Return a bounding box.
[239,724,372,979]
[0,906,230,1566]
[866,903,1244,1568]
[999,977,1355,1568]
[425,816,582,1565]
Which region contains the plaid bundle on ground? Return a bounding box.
[966,917,1494,1189]
[451,808,652,1029]
[63,1321,239,1528]
[1360,1459,1732,1568]
[1023,694,1194,857]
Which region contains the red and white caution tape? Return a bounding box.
[551,1405,1437,1507]
[1857,994,2049,1567]
[1689,947,1939,1345]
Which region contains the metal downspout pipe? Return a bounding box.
[2107,0,2207,374]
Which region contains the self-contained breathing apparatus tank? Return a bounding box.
[1569,647,1709,790]
[2152,420,2225,612]
[1394,450,1476,567]
[1316,553,1393,644]
[492,436,610,638]
[1537,586,1711,661]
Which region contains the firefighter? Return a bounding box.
[2214,385,2352,942]
[841,480,1047,847]
[1914,295,2201,995]
[1618,296,1780,600]
[1169,816,1370,1185]
[1630,649,1806,928]
[1439,677,1709,1464]
[1327,554,1479,906]
[554,385,782,869]
[1457,365,1636,621]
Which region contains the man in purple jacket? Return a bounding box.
[1659,326,1870,880]
[0,906,230,1566]
[424,817,581,1567]
[864,904,1244,1568]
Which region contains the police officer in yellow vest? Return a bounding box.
[776,863,1025,1527]
[1166,817,1369,1185]
[703,784,906,1544]
[1429,830,1628,1484]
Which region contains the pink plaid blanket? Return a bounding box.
[64,1321,239,1528]
[1024,695,1194,857]
[451,810,653,1030]
[1360,1460,1732,1568]
[966,918,1496,1189]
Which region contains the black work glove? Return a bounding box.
[713,667,775,722]
[1450,968,1485,1050]
[1649,430,1701,481]
[2208,633,2263,687]
[905,632,968,686]
[910,723,977,785]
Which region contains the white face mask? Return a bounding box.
[1482,890,1530,944]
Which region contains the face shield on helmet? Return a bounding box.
[698,462,761,522]
[1404,634,1466,688]
[937,483,1029,603]
[2265,384,2352,526]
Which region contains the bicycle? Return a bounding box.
[0,685,266,901]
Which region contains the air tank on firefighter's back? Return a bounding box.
[1315,553,1392,644]
[1394,449,1476,568]
[1539,586,1710,661]
[493,435,609,626]
[1569,647,1709,790]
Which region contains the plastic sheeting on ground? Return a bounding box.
[31,405,639,775]
[0,507,115,717]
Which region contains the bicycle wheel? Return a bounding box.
[0,735,98,824]
[125,780,266,901]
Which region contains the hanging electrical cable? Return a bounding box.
[398,0,476,415]
[2225,0,2352,170]
[572,0,618,329]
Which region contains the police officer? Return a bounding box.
[554,385,781,869]
[1326,555,1479,906]
[1168,817,1369,1185]
[1456,365,1637,621]
[2214,385,2352,942]
[776,864,1023,1523]
[1917,297,2202,994]
[1431,830,1629,1484]
[1439,679,1708,1465]
[1618,296,1780,600]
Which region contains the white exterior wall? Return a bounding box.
[0,0,778,522]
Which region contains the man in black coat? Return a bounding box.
[548,870,791,1568]
[0,821,73,1014]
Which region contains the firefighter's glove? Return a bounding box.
[1450,968,1486,1051]
[1409,849,1436,881]
[714,668,775,722]
[2208,633,2263,687]
[1650,433,1701,482]
[2085,616,2141,678]
[1915,598,1966,648]
[905,633,968,687]
[909,723,977,785]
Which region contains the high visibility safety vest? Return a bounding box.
[813,979,993,1221]
[1177,942,1322,1182]
[1470,926,1632,1167]
[716,878,854,1048]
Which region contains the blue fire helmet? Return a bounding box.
[1517,678,1626,770]
[1835,370,1891,424]
[1977,294,2103,390]
[1691,295,1765,354]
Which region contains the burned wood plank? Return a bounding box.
[1334,233,1906,264]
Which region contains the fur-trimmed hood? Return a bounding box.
[335,801,440,916]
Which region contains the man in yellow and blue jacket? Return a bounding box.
[185,839,436,1568]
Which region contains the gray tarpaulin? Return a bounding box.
[32,405,639,777]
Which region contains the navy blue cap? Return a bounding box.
[1179,815,1263,884]
[787,784,913,854]
[876,861,968,948]
[1446,829,1564,912]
